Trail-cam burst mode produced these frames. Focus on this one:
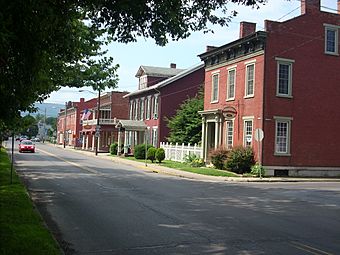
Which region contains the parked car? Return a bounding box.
[19,140,35,153]
[32,137,40,142]
[19,135,28,142]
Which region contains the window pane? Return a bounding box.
[276,122,288,153]
[278,63,289,95]
[226,120,233,149]
[244,120,252,146]
[326,29,336,53]
[246,65,254,96]
[212,74,219,101]
[227,70,235,99]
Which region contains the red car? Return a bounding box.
[19,140,35,153]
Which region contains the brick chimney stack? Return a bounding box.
[301,0,320,15]
[338,0,340,14]
[239,22,256,39]
[170,63,176,68]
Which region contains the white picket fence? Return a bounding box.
[160,142,203,162]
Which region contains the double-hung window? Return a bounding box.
[324,24,339,55]
[211,72,219,103]
[140,98,145,120]
[227,67,236,100]
[245,63,255,97]
[274,117,292,155]
[153,95,159,119]
[276,58,294,97]
[243,118,253,147]
[146,96,151,120]
[226,120,234,149]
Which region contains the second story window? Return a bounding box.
[153,95,159,119]
[276,58,294,97]
[140,98,145,120]
[324,24,339,55]
[211,72,219,103]
[245,63,255,97]
[146,96,151,120]
[227,68,236,100]
[134,99,139,120]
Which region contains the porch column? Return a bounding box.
[86,134,89,150]
[214,116,219,149]
[82,135,85,149]
[219,116,223,146]
[91,134,95,151]
[117,128,122,156]
[201,116,207,162]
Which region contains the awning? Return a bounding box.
[115,120,147,131]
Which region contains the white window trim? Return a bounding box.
[324,24,339,56]
[243,118,253,147]
[227,68,236,101]
[225,119,234,149]
[276,58,294,98]
[211,72,220,103]
[244,63,255,98]
[274,116,292,156]
[146,96,151,120]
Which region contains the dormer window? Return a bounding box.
[139,75,148,89]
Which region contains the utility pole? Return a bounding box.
[95,89,101,156]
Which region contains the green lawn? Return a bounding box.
[112,155,239,177]
[0,147,61,255]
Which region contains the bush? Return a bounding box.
[155,148,165,163]
[184,153,205,167]
[251,163,266,177]
[209,147,230,170]
[134,144,153,159]
[110,143,118,155]
[225,146,255,174]
[147,147,157,163]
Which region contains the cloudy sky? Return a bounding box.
[44,0,338,104]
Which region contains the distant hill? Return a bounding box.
[21,103,64,118]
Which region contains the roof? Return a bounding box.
[116,120,147,131]
[135,66,185,78]
[125,62,204,98]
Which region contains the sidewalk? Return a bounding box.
[51,144,340,183]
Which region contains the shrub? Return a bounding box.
[209,147,230,170]
[251,163,266,177]
[147,147,157,163]
[225,146,255,174]
[110,143,118,155]
[134,144,153,159]
[155,148,165,163]
[184,153,205,167]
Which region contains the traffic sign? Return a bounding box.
[254,128,264,142]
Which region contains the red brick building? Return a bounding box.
[124,63,204,149]
[199,0,340,176]
[79,91,129,152]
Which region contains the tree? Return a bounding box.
[166,90,204,144]
[0,0,267,129]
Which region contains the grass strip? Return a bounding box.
[0,147,61,255]
[111,155,238,177]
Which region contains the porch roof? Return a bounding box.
[116,120,147,131]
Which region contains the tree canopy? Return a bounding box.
[0,0,266,130]
[166,91,204,145]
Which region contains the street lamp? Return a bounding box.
[79,89,101,156]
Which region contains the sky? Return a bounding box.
[44,0,338,104]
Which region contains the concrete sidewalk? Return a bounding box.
[53,144,340,183]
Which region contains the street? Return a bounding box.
[11,141,340,255]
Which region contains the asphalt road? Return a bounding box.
[10,141,340,255]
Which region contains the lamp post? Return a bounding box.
[79,89,101,156]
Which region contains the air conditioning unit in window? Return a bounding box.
[153,113,158,119]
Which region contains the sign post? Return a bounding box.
[254,128,264,178]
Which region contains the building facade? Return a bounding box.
[199,0,340,176]
[124,63,204,149]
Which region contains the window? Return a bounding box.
[153,95,159,119]
[245,64,255,97]
[226,120,234,149]
[140,98,144,120]
[227,68,236,100]
[129,101,133,120]
[211,73,219,102]
[274,117,292,155]
[276,58,294,97]
[134,100,138,120]
[152,127,158,147]
[146,96,151,120]
[139,75,148,89]
[324,25,339,55]
[243,119,253,147]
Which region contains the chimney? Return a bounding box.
[301,0,320,15]
[80,98,85,103]
[239,22,256,39]
[338,0,340,14]
[170,63,176,68]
